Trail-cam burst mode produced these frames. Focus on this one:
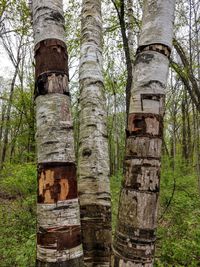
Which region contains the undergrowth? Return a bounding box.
[0,158,200,266]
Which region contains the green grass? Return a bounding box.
[0,163,36,267]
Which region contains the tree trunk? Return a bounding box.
[32,1,83,266]
[78,0,112,266]
[112,0,133,117]
[181,96,187,160]
[186,96,192,161]
[112,0,175,266]
[0,103,6,150]
[1,62,20,168]
[126,0,136,65]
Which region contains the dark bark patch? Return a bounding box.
[113,230,155,262]
[82,148,92,157]
[141,80,165,89]
[127,113,163,137]
[37,225,81,250]
[36,257,83,267]
[37,163,77,203]
[135,53,154,65]
[49,11,64,23]
[123,159,160,192]
[127,114,146,135]
[137,43,171,58]
[80,204,112,264]
[35,72,69,97]
[116,224,156,242]
[35,39,68,79]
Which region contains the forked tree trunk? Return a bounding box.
[113,0,175,266]
[32,1,83,266]
[78,0,112,266]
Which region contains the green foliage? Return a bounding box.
[0,163,36,267]
[155,157,200,266]
[111,171,122,231]
[0,163,36,197]
[0,156,200,266]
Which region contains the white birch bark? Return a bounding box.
[78,0,112,266]
[139,0,175,48]
[37,199,81,229]
[36,94,75,163]
[32,0,65,45]
[33,1,83,266]
[113,0,176,266]
[126,0,136,64]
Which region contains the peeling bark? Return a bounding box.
[33,0,83,266]
[113,0,175,266]
[78,0,112,266]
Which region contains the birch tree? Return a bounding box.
[78,0,112,266]
[32,0,83,266]
[113,0,176,266]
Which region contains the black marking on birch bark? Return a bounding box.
[82,148,92,157]
[141,80,166,89]
[116,225,156,242]
[126,136,162,159]
[123,159,160,192]
[80,78,104,88]
[113,231,155,261]
[126,113,163,138]
[135,53,154,65]
[38,162,76,167]
[137,43,171,58]
[125,156,161,161]
[48,11,65,23]
[37,225,81,250]
[37,163,78,203]
[113,253,153,266]
[114,230,156,246]
[36,257,83,267]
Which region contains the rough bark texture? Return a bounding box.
[78,0,112,266]
[113,0,175,266]
[32,0,65,45]
[33,0,83,266]
[138,0,175,49]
